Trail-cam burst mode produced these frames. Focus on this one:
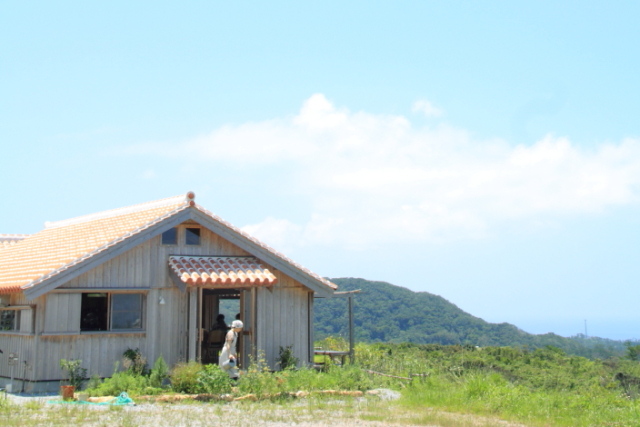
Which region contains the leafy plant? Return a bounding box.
[170,361,204,393]
[237,352,281,398]
[149,355,169,388]
[59,359,87,389]
[277,345,299,370]
[197,364,232,394]
[85,370,151,396]
[122,347,148,375]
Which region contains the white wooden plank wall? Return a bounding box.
[0,335,35,379]
[44,294,81,333]
[256,272,310,369]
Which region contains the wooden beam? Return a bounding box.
[168,267,187,294]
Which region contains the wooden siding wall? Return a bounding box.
[0,294,39,382]
[256,273,312,369]
[60,227,251,291]
[44,294,81,333]
[0,334,35,380]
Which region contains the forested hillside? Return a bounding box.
[314,277,631,358]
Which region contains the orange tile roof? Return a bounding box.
[0,234,29,250]
[0,195,192,294]
[0,192,337,296]
[169,256,278,287]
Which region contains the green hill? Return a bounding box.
[314,277,631,358]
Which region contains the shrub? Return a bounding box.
[237,352,281,398]
[59,359,87,389]
[86,370,151,396]
[149,355,169,388]
[197,364,232,394]
[277,346,299,370]
[170,361,204,394]
[123,348,148,375]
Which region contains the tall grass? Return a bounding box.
[355,342,640,427]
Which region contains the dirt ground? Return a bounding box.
[2,390,529,427]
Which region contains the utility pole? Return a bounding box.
[584,319,588,338]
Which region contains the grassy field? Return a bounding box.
[3,341,640,427]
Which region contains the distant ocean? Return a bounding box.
[517,319,638,341]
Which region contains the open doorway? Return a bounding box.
[200,289,251,366]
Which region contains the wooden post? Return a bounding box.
[348,295,354,364]
[197,287,203,361]
[188,287,197,361]
[251,287,257,361]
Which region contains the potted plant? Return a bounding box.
[59,359,87,400]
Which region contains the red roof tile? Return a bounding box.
[0,195,191,294]
[169,256,278,287]
[0,192,337,295]
[0,234,29,250]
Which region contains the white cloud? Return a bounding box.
[241,217,302,255]
[130,94,640,251]
[412,99,443,118]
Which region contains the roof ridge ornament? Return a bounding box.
[44,192,196,230]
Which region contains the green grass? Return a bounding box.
[354,342,640,427]
[26,341,640,427]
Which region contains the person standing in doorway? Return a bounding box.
[219,320,243,380]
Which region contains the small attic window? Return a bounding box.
[185,227,201,245]
[162,227,178,245]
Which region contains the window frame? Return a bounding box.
[110,293,144,331]
[79,292,145,333]
[161,227,179,245]
[185,227,202,246]
[0,305,34,335]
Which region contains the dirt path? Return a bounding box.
[2,392,530,427]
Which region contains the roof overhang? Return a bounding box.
[168,256,277,292]
[21,206,336,299]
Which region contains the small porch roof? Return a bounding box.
[168,256,278,288]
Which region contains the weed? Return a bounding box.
[122,347,148,375]
[276,345,299,370]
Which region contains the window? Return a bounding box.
[0,309,20,331]
[161,227,178,245]
[111,294,143,329]
[0,306,32,333]
[185,227,201,245]
[80,293,144,332]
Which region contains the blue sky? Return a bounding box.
[2,1,640,340]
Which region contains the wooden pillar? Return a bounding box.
[251,287,257,361]
[348,295,354,364]
[188,287,197,361]
[197,287,203,361]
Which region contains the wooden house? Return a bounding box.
[0,193,337,392]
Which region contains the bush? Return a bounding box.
[237,353,281,398]
[277,346,299,370]
[170,361,204,394]
[197,364,232,394]
[149,355,169,388]
[123,348,148,375]
[84,355,170,397]
[86,370,150,396]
